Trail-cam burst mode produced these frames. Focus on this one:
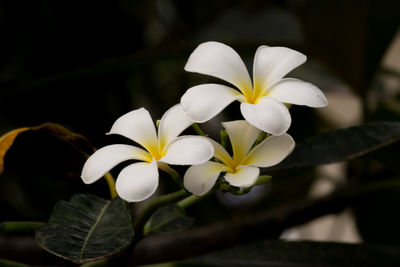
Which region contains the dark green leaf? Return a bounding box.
[35,194,134,264]
[179,240,400,267]
[267,122,400,171]
[145,204,194,235]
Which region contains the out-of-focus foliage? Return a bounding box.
[144,204,194,235]
[267,121,400,172]
[169,240,400,267]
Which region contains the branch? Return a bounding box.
[1,179,398,265]
[130,178,400,265]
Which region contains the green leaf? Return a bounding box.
[144,204,194,235]
[35,194,134,264]
[268,122,400,171]
[178,240,400,267]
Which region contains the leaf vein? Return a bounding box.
[79,200,111,261]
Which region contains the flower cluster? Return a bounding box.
[81,41,327,202]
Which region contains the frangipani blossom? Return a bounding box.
[184,120,295,196]
[181,41,328,135]
[81,104,214,202]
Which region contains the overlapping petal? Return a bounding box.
[185,41,252,95]
[160,136,213,165]
[268,78,328,107]
[81,144,151,184]
[242,134,295,167]
[207,139,234,167]
[181,42,327,135]
[253,46,306,92]
[107,108,158,153]
[184,161,225,196]
[115,161,159,202]
[224,165,260,187]
[240,98,291,135]
[158,104,193,149]
[182,118,296,195]
[181,84,242,123]
[223,120,261,162]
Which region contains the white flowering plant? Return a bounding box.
[2,41,400,266]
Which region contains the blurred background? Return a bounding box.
[1,0,400,264]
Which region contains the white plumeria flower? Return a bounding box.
[181,41,328,135]
[81,104,214,202]
[184,120,295,196]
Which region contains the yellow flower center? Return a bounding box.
[146,143,166,162]
[242,84,267,105]
[224,157,244,174]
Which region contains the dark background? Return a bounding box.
[1,0,400,265]
[1,0,398,139]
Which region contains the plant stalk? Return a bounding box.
[104,172,117,199]
[192,123,207,136]
[133,189,189,237]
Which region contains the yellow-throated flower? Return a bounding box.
[181,41,327,135]
[183,120,295,196]
[81,104,213,202]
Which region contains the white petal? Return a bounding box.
[242,134,295,167]
[224,165,260,187]
[185,41,252,94]
[160,136,214,165]
[240,98,291,135]
[81,144,151,184]
[207,138,234,167]
[253,46,306,91]
[107,108,158,153]
[181,84,242,123]
[115,161,159,202]
[184,161,224,196]
[222,120,261,162]
[158,104,193,149]
[268,78,328,107]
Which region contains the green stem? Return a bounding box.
[0,221,43,235]
[220,130,228,149]
[104,172,117,199]
[284,103,292,109]
[192,123,207,136]
[218,175,272,195]
[178,189,214,209]
[253,132,269,147]
[133,189,189,237]
[255,175,272,186]
[157,162,183,188]
[84,149,117,199]
[177,195,199,209]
